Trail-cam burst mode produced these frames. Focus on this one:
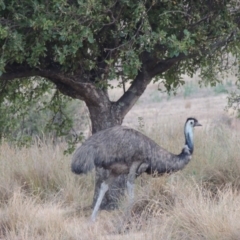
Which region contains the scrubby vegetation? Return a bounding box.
[1,116,240,240]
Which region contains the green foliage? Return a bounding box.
[0,0,240,147]
[0,0,239,86]
[0,78,84,150]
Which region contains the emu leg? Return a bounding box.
[93,167,126,211]
[126,161,145,205]
[126,181,134,204]
[91,175,115,222]
[117,162,143,232]
[125,162,149,218]
[91,182,108,222]
[127,162,149,203]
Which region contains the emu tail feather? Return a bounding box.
[71,144,96,174]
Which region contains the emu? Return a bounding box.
[71,117,201,221]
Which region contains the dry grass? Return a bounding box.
[1,116,240,239]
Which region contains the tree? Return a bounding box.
[0,0,240,210]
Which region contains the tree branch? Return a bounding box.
[0,69,40,81]
[114,65,151,117]
[0,64,110,107]
[115,30,238,117]
[151,30,237,77]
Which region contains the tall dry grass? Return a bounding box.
[1,116,240,239]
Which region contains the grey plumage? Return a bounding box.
[71,117,201,221]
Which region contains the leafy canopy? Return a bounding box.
[0,0,240,145]
[1,0,240,87]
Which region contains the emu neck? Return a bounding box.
[184,124,194,154]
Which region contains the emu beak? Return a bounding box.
[194,122,202,127]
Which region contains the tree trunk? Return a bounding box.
[87,101,127,210]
